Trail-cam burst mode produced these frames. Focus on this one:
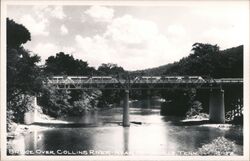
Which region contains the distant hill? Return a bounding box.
[129,64,173,76]
[130,44,243,78]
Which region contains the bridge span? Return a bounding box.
[45,76,243,126]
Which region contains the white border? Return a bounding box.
[1,0,249,161]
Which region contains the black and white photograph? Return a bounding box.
[1,0,249,160]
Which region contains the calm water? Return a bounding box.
[10,107,243,156]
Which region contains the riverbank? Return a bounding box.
[7,110,72,153]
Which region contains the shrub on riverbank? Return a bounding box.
[39,86,102,117]
[7,94,34,124]
[198,137,236,155]
[185,100,209,120]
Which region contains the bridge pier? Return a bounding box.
[34,97,38,122]
[146,90,151,108]
[209,89,225,123]
[123,90,130,127]
[24,96,38,124]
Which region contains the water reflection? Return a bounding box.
[123,127,129,155]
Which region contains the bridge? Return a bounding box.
[47,76,242,89]
[46,76,243,126]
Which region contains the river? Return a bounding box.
[9,107,243,156]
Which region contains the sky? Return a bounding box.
[7,1,249,70]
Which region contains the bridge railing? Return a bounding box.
[214,78,243,83]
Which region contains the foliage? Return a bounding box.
[130,64,173,76]
[7,95,34,123]
[160,88,196,116]
[130,43,243,78]
[163,43,243,78]
[96,63,126,107]
[44,52,95,76]
[157,43,243,116]
[186,101,205,119]
[97,63,125,76]
[97,90,124,107]
[39,86,72,117]
[198,137,236,155]
[7,18,31,49]
[7,48,41,99]
[7,18,41,123]
[39,85,102,117]
[41,52,109,117]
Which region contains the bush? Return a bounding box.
[186,101,202,117]
[198,137,236,155]
[39,86,102,117]
[7,94,34,123]
[185,100,209,120]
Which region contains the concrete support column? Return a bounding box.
[34,97,38,122]
[123,90,130,127]
[24,96,38,124]
[146,90,151,109]
[209,89,225,123]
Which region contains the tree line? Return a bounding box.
[131,43,243,78]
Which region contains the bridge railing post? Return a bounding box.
[123,90,130,127]
[209,89,225,123]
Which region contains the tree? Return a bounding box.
[7,18,31,49]
[97,63,125,76]
[40,52,102,117]
[164,43,243,78]
[44,52,95,76]
[191,43,220,58]
[7,18,41,123]
[96,63,125,107]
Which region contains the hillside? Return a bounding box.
[130,64,173,76]
[130,44,243,78]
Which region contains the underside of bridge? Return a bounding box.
[121,88,227,127]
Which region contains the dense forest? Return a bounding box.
[6,18,243,123]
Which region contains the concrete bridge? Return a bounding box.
[46,76,243,126]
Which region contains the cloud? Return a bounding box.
[30,43,77,64]
[75,34,116,65]
[50,6,66,20]
[32,43,60,63]
[200,25,246,49]
[104,15,158,44]
[85,6,114,22]
[190,3,248,49]
[32,5,66,20]
[167,24,186,37]
[74,14,189,70]
[15,6,67,37]
[60,25,68,35]
[19,14,49,36]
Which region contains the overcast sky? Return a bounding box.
[7,1,249,70]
